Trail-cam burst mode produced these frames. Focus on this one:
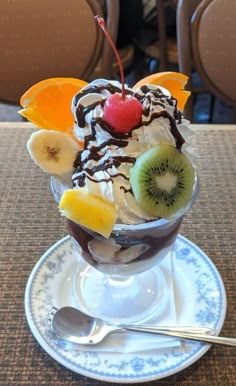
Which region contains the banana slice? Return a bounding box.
[27,130,81,177]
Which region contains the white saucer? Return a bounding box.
[25,235,226,383]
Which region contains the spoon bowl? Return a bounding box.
[49,306,236,346]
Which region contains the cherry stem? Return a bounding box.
[95,15,125,100]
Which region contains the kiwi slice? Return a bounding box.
[130,144,195,218]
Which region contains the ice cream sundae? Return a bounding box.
[19,17,197,274]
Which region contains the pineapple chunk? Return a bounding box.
[59,188,118,238]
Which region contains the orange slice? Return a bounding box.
[133,72,190,111]
[19,78,88,136]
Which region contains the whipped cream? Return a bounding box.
[71,79,195,224]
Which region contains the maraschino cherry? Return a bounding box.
[95,16,142,134]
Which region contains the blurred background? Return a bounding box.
[0,0,235,123]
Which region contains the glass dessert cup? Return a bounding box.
[51,176,199,324]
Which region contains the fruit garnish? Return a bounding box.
[95,16,142,133]
[132,72,190,111]
[103,93,143,133]
[59,188,118,238]
[27,129,82,176]
[19,77,87,138]
[130,144,195,218]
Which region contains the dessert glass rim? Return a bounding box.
[51,170,199,235]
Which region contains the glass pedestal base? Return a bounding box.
[73,262,168,324]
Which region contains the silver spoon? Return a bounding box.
[50,306,236,346]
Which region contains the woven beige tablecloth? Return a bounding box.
[0,123,235,385]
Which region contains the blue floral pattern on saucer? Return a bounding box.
[25,235,226,383]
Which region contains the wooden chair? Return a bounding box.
[177,0,236,121]
[139,0,178,72]
[0,0,120,105]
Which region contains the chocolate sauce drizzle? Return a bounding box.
[72,83,185,189]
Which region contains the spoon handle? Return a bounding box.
[122,327,236,347]
[122,325,215,335]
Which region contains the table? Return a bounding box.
[0,122,235,385]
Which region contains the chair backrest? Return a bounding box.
[177,0,236,118]
[177,0,202,78]
[191,0,236,107]
[0,0,119,104]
